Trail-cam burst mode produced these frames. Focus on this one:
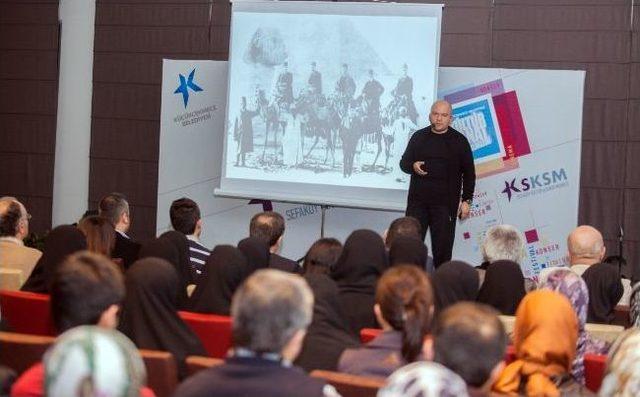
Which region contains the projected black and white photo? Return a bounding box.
[225,10,439,190]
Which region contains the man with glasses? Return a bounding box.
[0,197,41,288]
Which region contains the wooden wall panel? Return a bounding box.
[0,0,59,234]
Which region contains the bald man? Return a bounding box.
[567,225,606,275]
[566,225,630,305]
[0,198,41,288]
[399,100,475,267]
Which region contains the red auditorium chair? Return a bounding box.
[584,354,607,393]
[0,290,55,336]
[360,328,381,344]
[178,311,233,358]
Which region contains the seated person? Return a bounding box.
[43,326,153,397]
[250,211,301,274]
[492,290,593,396]
[476,260,526,315]
[11,251,154,397]
[581,262,624,324]
[378,362,470,397]
[170,197,211,280]
[302,238,343,275]
[78,215,115,258]
[428,302,507,397]
[338,265,434,378]
[173,269,339,397]
[0,197,41,288]
[599,328,640,396]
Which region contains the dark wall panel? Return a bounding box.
[0,0,59,234]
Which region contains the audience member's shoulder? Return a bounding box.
[270,253,302,274]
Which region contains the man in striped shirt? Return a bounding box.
[170,197,210,280]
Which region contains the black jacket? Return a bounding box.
[113,232,141,270]
[400,126,475,217]
[269,253,302,274]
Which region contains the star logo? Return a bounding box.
[502,178,521,201]
[174,69,203,108]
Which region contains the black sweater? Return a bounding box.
[400,126,476,217]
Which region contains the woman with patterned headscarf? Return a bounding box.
[600,328,640,396]
[378,361,470,397]
[540,268,609,384]
[493,290,593,396]
[44,326,154,397]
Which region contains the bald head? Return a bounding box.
[429,100,453,133]
[567,225,605,265]
[0,198,29,240]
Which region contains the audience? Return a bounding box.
[332,229,387,333]
[431,260,479,313]
[476,259,526,315]
[43,326,154,397]
[599,328,640,397]
[160,231,195,303]
[173,269,339,397]
[429,302,506,397]
[302,238,342,275]
[78,215,116,258]
[118,258,207,379]
[98,192,140,269]
[11,251,138,396]
[492,290,590,396]
[378,362,470,397]
[21,225,87,293]
[388,236,428,270]
[581,262,624,324]
[539,268,609,384]
[237,236,271,273]
[295,272,360,372]
[0,197,41,288]
[249,211,301,274]
[170,197,210,280]
[338,265,433,377]
[187,245,249,316]
[480,224,526,266]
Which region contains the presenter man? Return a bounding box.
[400,100,475,267]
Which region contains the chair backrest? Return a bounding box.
[584,354,607,393]
[585,322,625,344]
[0,290,55,336]
[359,328,381,344]
[178,311,233,358]
[185,355,224,377]
[0,331,55,374]
[139,349,179,397]
[0,269,23,290]
[311,370,385,397]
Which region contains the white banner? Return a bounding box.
[158,62,584,274]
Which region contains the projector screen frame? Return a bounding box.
[218,0,444,212]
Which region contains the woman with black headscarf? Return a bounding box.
[159,231,193,285]
[582,262,624,324]
[476,260,526,315]
[137,236,190,310]
[22,225,87,293]
[295,273,360,372]
[237,237,270,274]
[431,260,479,313]
[332,229,387,333]
[388,236,428,271]
[118,257,206,379]
[187,245,249,316]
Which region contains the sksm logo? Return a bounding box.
[501,168,568,201]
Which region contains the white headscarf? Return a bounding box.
[44,326,147,397]
[378,361,469,397]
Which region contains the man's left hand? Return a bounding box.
[458,201,471,220]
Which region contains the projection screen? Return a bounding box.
[216,1,443,211]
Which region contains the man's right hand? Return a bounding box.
[413,161,427,176]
